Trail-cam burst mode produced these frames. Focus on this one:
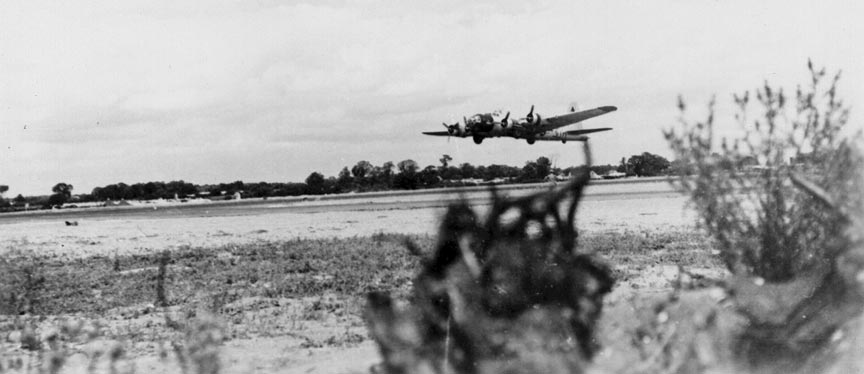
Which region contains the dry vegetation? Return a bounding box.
[3,62,862,374]
[1,229,717,373]
[664,61,864,372]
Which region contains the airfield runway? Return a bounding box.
[0,178,696,258]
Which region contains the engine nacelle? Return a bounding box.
[455,123,467,136]
[443,122,467,137]
[531,114,542,126]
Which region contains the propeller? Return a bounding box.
[441,122,452,142]
[501,112,510,128]
[442,122,455,135]
[526,105,535,123]
[442,122,462,142]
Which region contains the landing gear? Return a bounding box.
[473,136,484,144]
[562,140,567,144]
[526,138,535,145]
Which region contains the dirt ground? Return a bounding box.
[1,181,713,374]
[0,181,693,260]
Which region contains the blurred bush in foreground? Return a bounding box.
[666,60,862,281]
[666,61,864,372]
[365,144,614,374]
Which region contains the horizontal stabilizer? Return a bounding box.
[564,127,613,136]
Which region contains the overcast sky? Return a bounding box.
[2,0,862,196]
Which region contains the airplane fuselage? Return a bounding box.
[457,112,588,144]
[424,105,616,144]
[465,126,588,144]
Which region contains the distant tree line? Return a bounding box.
[303,152,678,195]
[87,180,310,201]
[1,152,684,212]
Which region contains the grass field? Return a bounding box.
[0,229,723,373]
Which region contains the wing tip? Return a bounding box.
[565,127,613,136]
[599,106,618,112]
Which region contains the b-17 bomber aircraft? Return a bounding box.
[423,104,616,144]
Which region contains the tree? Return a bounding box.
[13,194,26,206]
[394,172,419,190]
[521,163,538,181]
[143,182,165,199]
[351,161,373,179]
[305,172,326,195]
[373,161,395,189]
[397,159,419,174]
[351,161,374,189]
[48,182,74,206]
[394,160,420,190]
[281,183,307,196]
[166,180,196,198]
[52,183,73,198]
[381,161,395,176]
[521,157,552,181]
[337,167,354,192]
[46,193,67,207]
[616,157,628,173]
[418,165,442,187]
[535,157,552,179]
[248,182,273,198]
[475,165,487,180]
[485,164,516,181]
[0,185,8,208]
[625,152,671,176]
[439,154,453,169]
[440,166,462,181]
[459,163,477,179]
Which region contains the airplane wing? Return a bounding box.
[564,127,613,136]
[536,106,617,133]
[422,131,452,136]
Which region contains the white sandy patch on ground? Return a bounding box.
[1,194,695,259]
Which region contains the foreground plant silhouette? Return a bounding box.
[666,61,864,372]
[365,143,614,374]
